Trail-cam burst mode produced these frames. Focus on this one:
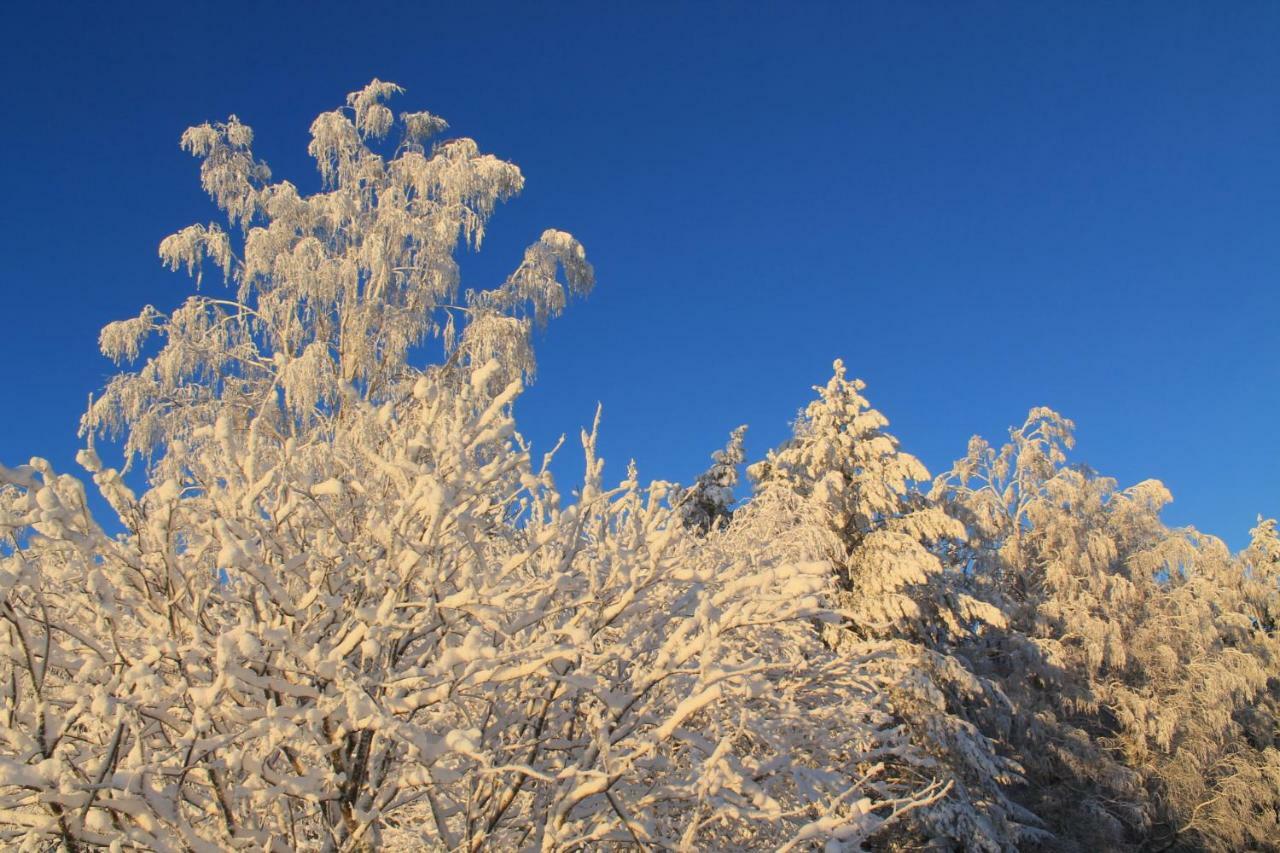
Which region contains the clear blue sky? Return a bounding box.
[2,2,1277,547]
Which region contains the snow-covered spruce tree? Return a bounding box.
[933,410,1280,852]
[679,424,747,533]
[745,361,1030,852]
[0,82,939,850]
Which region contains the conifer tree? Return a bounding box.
[679,424,746,532]
[748,361,1029,852]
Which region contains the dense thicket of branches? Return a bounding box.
[1,82,1276,851]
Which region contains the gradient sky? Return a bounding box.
[2,2,1277,547]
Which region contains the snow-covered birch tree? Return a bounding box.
[934,409,1280,852]
[933,409,1165,849]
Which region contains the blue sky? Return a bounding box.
[1,2,1277,547]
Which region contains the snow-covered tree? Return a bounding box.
[1126,529,1280,852]
[88,79,591,469]
[679,424,746,532]
[933,409,1164,849]
[934,409,1280,852]
[1244,515,1280,635]
[747,361,1029,852]
[0,82,939,851]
